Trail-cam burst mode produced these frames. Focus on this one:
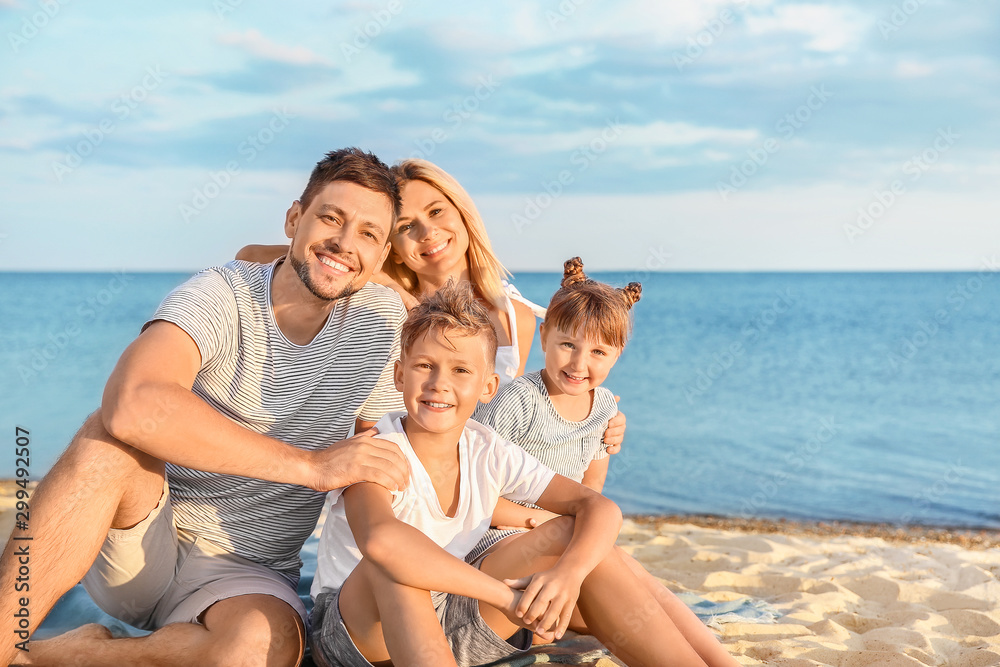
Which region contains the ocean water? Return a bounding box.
[2,271,998,529]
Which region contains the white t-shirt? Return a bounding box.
[311,411,556,597]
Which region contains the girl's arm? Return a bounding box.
[491,499,559,531]
[344,482,537,632]
[580,456,609,493]
[235,243,288,263]
[506,475,622,638]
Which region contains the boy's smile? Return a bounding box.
[395,329,499,443]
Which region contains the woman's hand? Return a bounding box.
[370,269,420,309]
[602,397,626,454]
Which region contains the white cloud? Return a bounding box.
[895,60,935,78]
[744,4,872,52]
[217,29,333,67]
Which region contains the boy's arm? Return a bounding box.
[492,500,559,531]
[344,483,526,623]
[505,475,623,638]
[580,456,609,493]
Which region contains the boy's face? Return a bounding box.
[394,329,499,439]
[539,322,621,398]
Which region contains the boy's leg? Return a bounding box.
[330,559,456,667]
[477,517,710,667]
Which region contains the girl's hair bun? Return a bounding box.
[561,256,588,288]
[620,282,642,309]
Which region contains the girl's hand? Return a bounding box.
[504,568,583,642]
[602,397,626,454]
[495,508,560,531]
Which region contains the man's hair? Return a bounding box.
[545,257,642,350]
[400,280,498,370]
[299,148,402,223]
[387,159,510,309]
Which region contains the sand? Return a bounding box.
[3,481,998,665]
[621,517,1000,666]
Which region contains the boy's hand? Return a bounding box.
[306,427,410,492]
[602,397,626,454]
[504,567,584,641]
[495,508,560,531]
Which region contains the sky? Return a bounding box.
[1,0,998,272]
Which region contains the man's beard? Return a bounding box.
[288,251,361,302]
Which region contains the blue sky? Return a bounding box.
[1,0,998,271]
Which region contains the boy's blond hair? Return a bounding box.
[388,159,511,310]
[545,257,642,350]
[401,280,499,369]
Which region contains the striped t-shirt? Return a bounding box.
[467,371,617,561]
[148,260,406,580]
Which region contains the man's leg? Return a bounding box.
[15,594,303,667]
[333,559,455,667]
[0,411,165,665]
[477,517,711,667]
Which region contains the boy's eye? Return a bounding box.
[560,342,574,349]
[592,349,607,356]
[454,367,471,374]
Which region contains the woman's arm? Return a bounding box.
[580,456,609,493]
[235,243,288,263]
[512,299,535,376]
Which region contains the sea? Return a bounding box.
[2,270,999,530]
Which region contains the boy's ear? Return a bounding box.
[479,371,500,405]
[393,359,404,392]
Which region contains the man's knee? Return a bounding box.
[61,410,163,480]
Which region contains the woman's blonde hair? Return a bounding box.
[545,257,642,350]
[387,159,510,310]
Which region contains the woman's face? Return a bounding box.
[390,179,470,279]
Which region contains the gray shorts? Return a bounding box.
[81,480,307,631]
[310,558,531,667]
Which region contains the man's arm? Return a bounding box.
[102,320,408,492]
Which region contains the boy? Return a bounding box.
[310,281,710,667]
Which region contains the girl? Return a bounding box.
[472,257,740,667]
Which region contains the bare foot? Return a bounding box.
[12,624,113,666]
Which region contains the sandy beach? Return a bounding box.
[3,481,998,666]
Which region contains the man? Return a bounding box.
[0,148,429,666]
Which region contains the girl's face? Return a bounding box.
[390,179,470,279]
[539,322,621,398]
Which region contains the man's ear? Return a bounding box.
[374,241,392,274]
[393,359,404,392]
[479,371,500,405]
[284,201,303,239]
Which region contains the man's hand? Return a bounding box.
[602,396,626,454]
[305,428,409,492]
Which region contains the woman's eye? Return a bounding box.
[396,223,412,233]
[429,208,442,216]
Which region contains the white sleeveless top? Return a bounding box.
[495,293,520,386]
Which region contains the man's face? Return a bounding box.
[284,181,394,301]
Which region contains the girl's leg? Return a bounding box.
[476,517,710,667]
